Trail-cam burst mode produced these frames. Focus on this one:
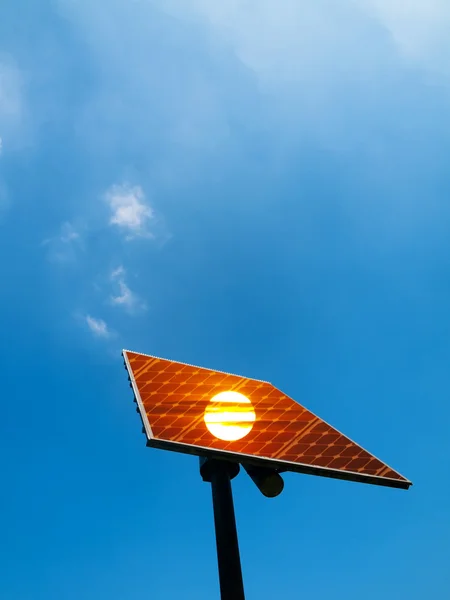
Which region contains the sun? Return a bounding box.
[204,391,256,442]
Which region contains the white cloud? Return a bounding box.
[111,265,125,279]
[85,315,110,337]
[111,280,135,307]
[110,266,146,312]
[105,184,153,238]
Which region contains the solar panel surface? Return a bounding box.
[124,350,411,490]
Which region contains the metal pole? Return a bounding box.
[200,458,245,600]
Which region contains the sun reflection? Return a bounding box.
[204,391,256,441]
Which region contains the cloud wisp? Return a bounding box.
[42,222,82,262]
[105,184,153,239]
[46,0,450,349]
[160,0,450,78]
[110,266,146,313]
[85,314,111,338]
[362,0,450,75]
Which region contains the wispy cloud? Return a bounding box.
[105,184,153,238]
[59,222,80,243]
[85,315,111,338]
[57,0,450,172]
[110,266,146,313]
[161,0,450,77]
[42,221,82,262]
[55,0,450,248]
[111,265,125,279]
[111,280,135,308]
[363,0,450,75]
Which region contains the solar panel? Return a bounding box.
[123,350,411,490]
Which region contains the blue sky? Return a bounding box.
[1,1,450,598]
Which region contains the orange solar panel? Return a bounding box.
[123,350,411,490]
